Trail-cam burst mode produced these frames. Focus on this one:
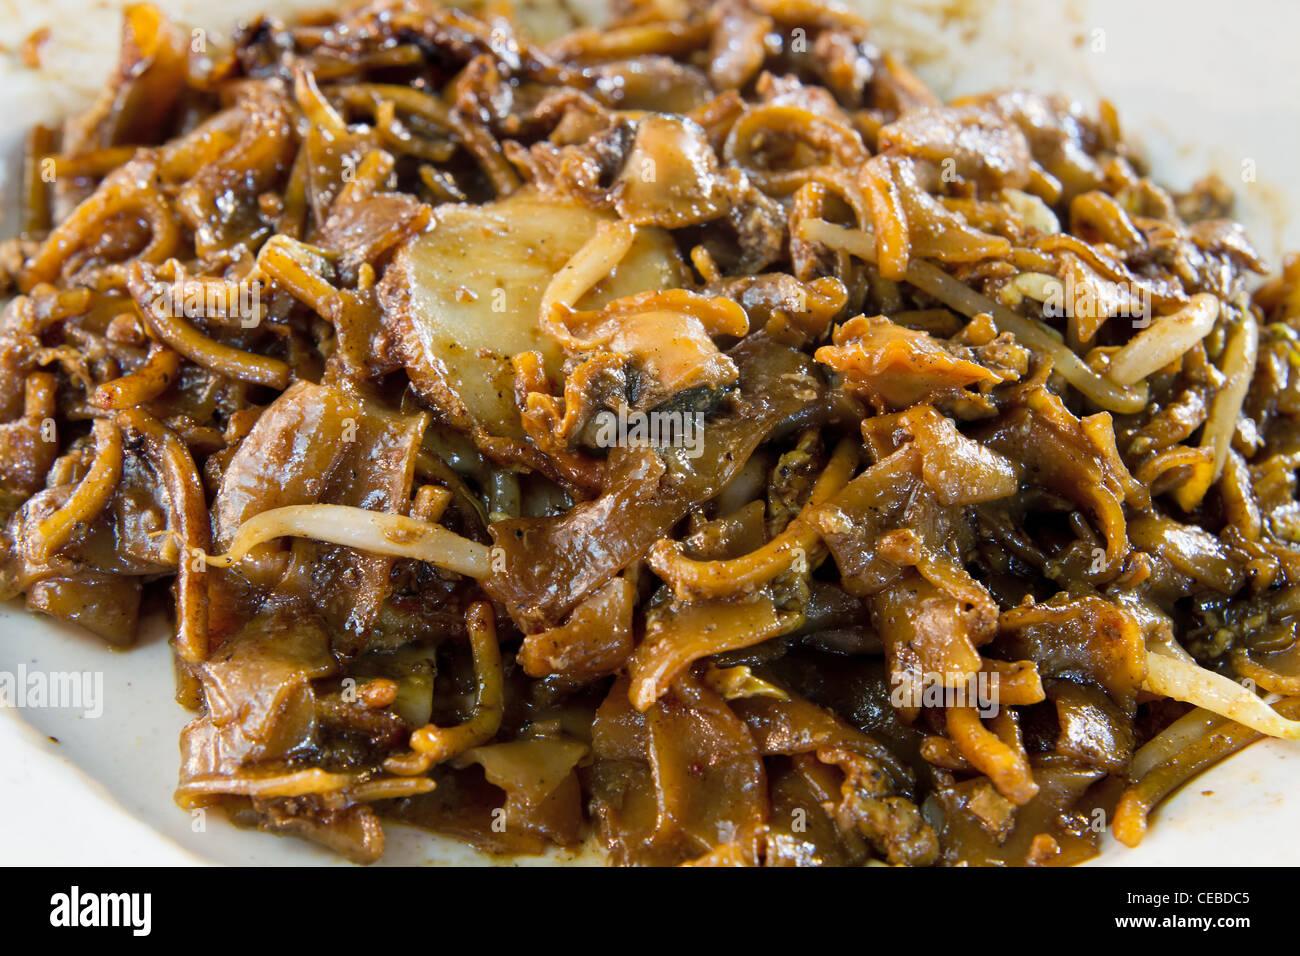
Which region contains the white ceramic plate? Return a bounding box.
[1,0,1297,866]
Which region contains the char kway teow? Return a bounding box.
[3,0,1300,866]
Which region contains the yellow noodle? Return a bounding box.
[115,408,210,663]
[1232,649,1300,696]
[724,104,867,194]
[135,279,289,389]
[406,601,503,763]
[32,419,123,560]
[48,147,138,179]
[648,438,857,600]
[92,342,181,410]
[253,235,340,311]
[21,124,54,236]
[176,769,361,808]
[335,149,395,207]
[547,21,712,61]
[292,64,346,132]
[338,84,455,129]
[22,164,180,290]
[945,704,1039,805]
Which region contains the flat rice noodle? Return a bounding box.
[0,447,200,646]
[859,404,1018,506]
[935,759,1105,866]
[177,85,297,261]
[969,91,1105,202]
[994,596,1146,712]
[764,760,865,866]
[977,386,1138,573]
[1046,678,1135,773]
[108,453,182,572]
[732,691,936,865]
[1056,251,1153,344]
[211,380,422,543]
[450,738,588,847]
[486,336,826,629]
[26,570,141,646]
[888,155,1015,265]
[247,800,385,865]
[0,478,149,646]
[731,692,913,794]
[757,650,930,773]
[869,569,991,691]
[1127,513,1247,596]
[589,675,768,866]
[382,763,562,856]
[807,411,1006,689]
[808,439,982,599]
[210,380,425,652]
[0,378,59,504]
[65,3,188,152]
[612,115,738,228]
[518,577,634,682]
[802,446,920,596]
[628,590,799,711]
[316,193,433,278]
[877,104,1034,191]
[808,407,1014,611]
[302,125,372,233]
[178,605,337,796]
[815,314,1002,411]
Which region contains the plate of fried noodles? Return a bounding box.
[1,0,1299,866]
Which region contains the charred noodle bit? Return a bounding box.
[7,0,1299,866]
[648,438,858,600]
[32,419,123,560]
[202,504,491,579]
